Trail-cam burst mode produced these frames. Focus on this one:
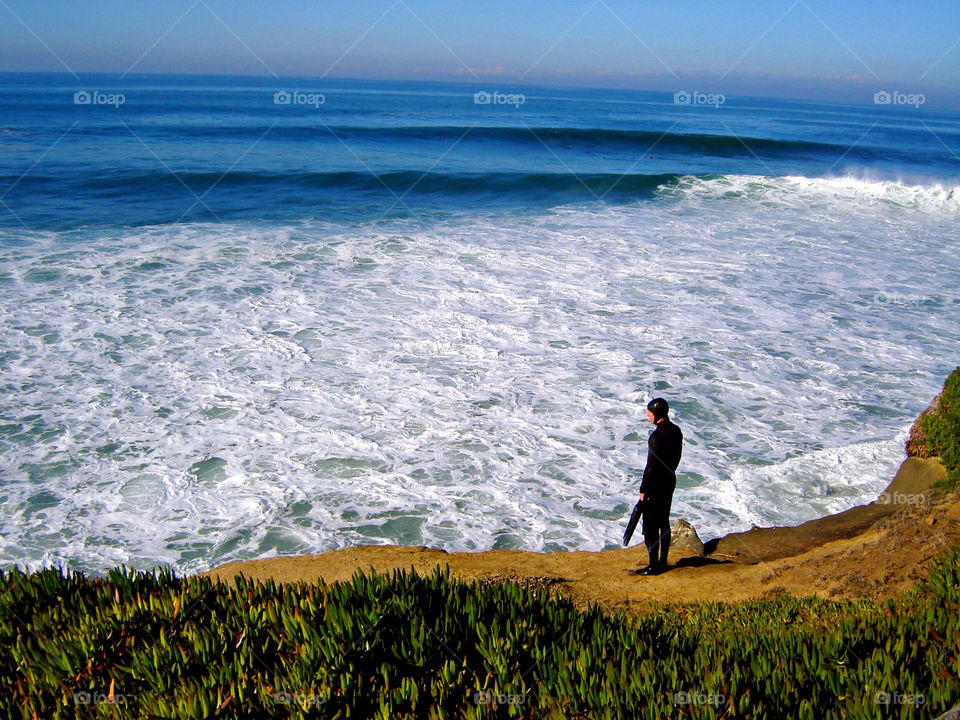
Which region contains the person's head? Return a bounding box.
[646,397,669,423]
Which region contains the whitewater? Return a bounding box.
[1,169,958,575]
[2,75,960,575]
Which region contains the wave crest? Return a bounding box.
[665,174,960,213]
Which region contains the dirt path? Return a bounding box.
[204,458,956,613]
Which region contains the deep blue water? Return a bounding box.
[2,73,958,230]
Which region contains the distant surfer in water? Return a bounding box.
[635,398,683,576]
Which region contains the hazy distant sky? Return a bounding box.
[1,0,958,105]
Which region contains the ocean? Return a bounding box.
[1,73,958,576]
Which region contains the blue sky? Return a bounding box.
[1,0,958,104]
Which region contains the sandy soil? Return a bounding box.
[203,457,956,614]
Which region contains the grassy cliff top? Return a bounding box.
[908,366,960,489]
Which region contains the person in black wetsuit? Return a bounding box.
[636,397,683,576]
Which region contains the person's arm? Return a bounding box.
[639,429,661,498]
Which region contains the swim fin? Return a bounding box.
[623,498,644,546]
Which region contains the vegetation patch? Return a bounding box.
[909,366,960,490]
[3,544,960,719]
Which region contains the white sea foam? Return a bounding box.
[0,175,957,575]
[666,173,960,214]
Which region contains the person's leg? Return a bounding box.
[656,521,670,568]
[657,492,674,567]
[641,501,659,570]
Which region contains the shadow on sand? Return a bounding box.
[671,555,733,569]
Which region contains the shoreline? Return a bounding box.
[204,454,954,613]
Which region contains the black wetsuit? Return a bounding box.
[639,417,683,567]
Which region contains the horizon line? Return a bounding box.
[2,70,958,111]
